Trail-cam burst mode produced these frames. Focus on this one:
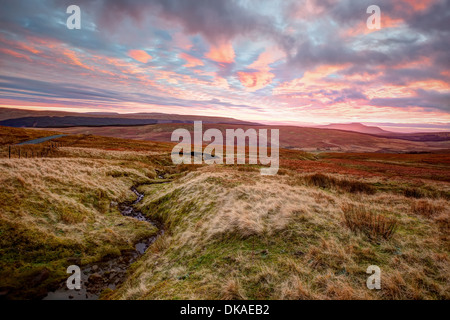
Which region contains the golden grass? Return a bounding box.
[109,166,449,300]
[304,173,376,194]
[221,278,247,300]
[341,203,398,241]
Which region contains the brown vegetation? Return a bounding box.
[0,126,449,300]
[341,203,398,241]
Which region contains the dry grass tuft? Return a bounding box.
[404,188,425,199]
[342,203,398,241]
[279,276,312,300]
[221,278,247,300]
[411,200,444,218]
[305,173,376,195]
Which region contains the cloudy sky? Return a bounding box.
[0,0,449,131]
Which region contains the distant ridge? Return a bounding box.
[317,123,392,135]
[0,116,159,128]
[85,112,120,115]
[0,115,261,128]
[0,107,260,126]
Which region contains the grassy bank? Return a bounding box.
[0,128,174,298]
[108,166,449,300]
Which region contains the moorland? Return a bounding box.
[0,125,449,300]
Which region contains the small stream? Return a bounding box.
[44,186,162,300]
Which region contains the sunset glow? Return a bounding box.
[0,0,449,132]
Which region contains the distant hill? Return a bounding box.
[382,132,450,142]
[41,123,450,153]
[2,107,449,152]
[308,123,450,143]
[0,107,260,126]
[0,116,160,128]
[85,112,120,115]
[317,123,392,135]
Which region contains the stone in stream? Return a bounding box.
[88,273,103,284]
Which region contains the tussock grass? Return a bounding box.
[411,200,445,218]
[221,278,247,300]
[404,187,425,199]
[279,275,313,300]
[304,173,376,195]
[342,203,398,241]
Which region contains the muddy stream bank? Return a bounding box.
[44,185,163,300]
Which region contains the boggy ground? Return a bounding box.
[0,126,449,299]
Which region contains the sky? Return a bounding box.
[0,0,449,132]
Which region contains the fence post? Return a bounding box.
[9,145,11,159]
[18,148,21,159]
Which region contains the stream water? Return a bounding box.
[43,186,162,300]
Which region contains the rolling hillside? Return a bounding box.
[42,123,450,153]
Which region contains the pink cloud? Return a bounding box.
[205,41,235,64]
[237,71,274,91]
[179,52,204,68]
[236,47,284,91]
[0,48,32,62]
[128,50,152,63]
[399,0,438,11]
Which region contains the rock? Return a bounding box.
[92,265,98,271]
[88,273,103,284]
